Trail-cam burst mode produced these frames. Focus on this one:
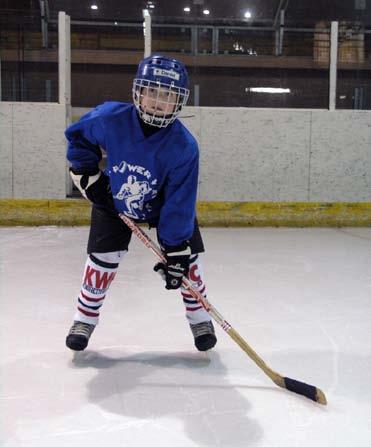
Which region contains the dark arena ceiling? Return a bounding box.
[1,0,371,27]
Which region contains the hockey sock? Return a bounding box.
[181,255,211,325]
[73,251,126,325]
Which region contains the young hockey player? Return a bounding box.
[65,55,217,353]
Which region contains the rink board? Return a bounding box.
[0,199,370,227]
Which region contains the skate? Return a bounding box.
[190,320,217,351]
[66,321,95,351]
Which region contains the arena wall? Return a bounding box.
[183,107,371,202]
[1,103,370,225]
[0,102,67,199]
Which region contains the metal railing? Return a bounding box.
[2,20,370,61]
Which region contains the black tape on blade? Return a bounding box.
[284,377,317,402]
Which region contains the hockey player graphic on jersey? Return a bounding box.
[65,54,217,354]
[114,175,152,219]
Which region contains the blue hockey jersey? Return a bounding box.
[65,102,199,247]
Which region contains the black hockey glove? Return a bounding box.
[70,168,114,210]
[154,242,191,290]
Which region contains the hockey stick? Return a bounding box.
[119,213,327,405]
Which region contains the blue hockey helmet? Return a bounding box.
[133,55,190,128]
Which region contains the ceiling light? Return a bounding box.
[184,7,191,12]
[114,21,118,25]
[203,9,210,15]
[244,10,252,19]
[149,4,155,8]
[90,4,98,10]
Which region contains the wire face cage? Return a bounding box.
[133,78,190,127]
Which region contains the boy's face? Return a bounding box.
[140,86,177,117]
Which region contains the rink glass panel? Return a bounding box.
[336,30,371,110]
[0,17,58,102]
[0,6,370,110]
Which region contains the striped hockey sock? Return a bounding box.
[74,251,125,325]
[181,255,211,325]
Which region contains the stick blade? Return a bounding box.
[284,377,327,405]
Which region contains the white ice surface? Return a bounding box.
[0,226,370,447]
